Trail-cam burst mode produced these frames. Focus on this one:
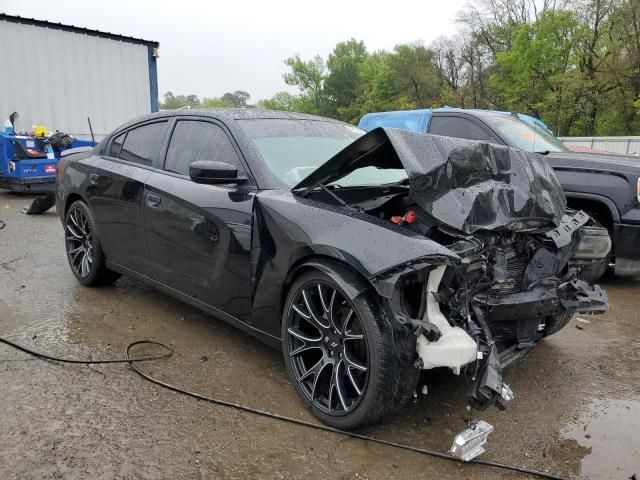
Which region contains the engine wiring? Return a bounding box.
[0,334,570,480]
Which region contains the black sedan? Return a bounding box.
[56,109,609,429]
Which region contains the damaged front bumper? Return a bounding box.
[371,258,608,413]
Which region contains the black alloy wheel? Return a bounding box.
[66,205,94,278]
[285,280,369,416]
[64,200,120,286]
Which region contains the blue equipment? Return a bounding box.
[0,132,95,193]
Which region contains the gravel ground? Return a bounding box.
[1,191,638,480]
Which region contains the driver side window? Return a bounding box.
[164,120,242,176]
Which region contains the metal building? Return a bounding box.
[0,14,159,140]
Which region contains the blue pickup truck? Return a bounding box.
[359,108,640,277]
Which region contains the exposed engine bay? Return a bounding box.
[294,128,610,412]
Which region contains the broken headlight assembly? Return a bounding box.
[573,226,611,259]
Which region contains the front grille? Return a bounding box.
[461,242,531,296]
[488,246,530,295]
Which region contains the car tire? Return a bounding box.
[64,200,121,286]
[544,312,573,337]
[282,268,413,430]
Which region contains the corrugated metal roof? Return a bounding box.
[0,13,159,47]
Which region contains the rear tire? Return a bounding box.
[282,268,416,430]
[64,200,120,286]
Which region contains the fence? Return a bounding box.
[558,136,640,156]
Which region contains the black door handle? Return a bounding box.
[146,193,161,208]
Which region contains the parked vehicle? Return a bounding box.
[0,128,95,193]
[56,109,609,429]
[359,108,640,278]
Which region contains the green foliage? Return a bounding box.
[160,92,201,110]
[221,90,251,107]
[162,0,640,135]
[283,55,327,114]
[255,92,301,111]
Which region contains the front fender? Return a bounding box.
[249,190,459,338]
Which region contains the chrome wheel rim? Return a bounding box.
[286,282,369,415]
[65,207,94,278]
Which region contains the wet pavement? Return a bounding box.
[1,191,638,480]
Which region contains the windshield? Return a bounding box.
[240,119,406,187]
[477,113,569,153]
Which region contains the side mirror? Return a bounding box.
[189,160,247,185]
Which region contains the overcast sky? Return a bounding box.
[2,0,469,102]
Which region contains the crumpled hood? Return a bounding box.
[294,127,566,234]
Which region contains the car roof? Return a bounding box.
[357,107,553,134]
[112,108,343,135]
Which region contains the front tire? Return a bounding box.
[65,200,120,286]
[544,312,573,337]
[282,268,414,430]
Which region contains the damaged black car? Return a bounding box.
[55,109,610,430]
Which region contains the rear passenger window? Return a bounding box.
[108,132,125,158]
[119,122,168,166]
[429,116,494,141]
[164,121,242,176]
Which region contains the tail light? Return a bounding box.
[637,177,640,205]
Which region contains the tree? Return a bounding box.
[256,91,301,111]
[221,90,251,107]
[324,39,368,121]
[356,52,397,113]
[283,55,327,114]
[491,10,584,133]
[160,91,201,109]
[388,43,441,108]
[201,97,232,108]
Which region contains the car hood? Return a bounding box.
[293,127,566,234]
[546,151,640,174]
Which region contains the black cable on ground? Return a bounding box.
[1,336,568,480]
[0,336,173,363]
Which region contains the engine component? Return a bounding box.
[391,209,417,225]
[449,420,494,461]
[416,265,477,371]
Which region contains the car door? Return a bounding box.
[428,114,502,144]
[143,118,254,323]
[88,120,169,275]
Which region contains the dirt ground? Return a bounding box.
[1,191,638,480]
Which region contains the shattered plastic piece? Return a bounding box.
[449,420,494,461]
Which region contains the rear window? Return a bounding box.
[118,122,168,166]
[107,133,125,158]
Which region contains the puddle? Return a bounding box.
[560,397,640,479]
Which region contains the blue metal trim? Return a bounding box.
[148,46,159,113]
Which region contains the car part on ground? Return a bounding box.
[0,335,570,479]
[55,109,609,431]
